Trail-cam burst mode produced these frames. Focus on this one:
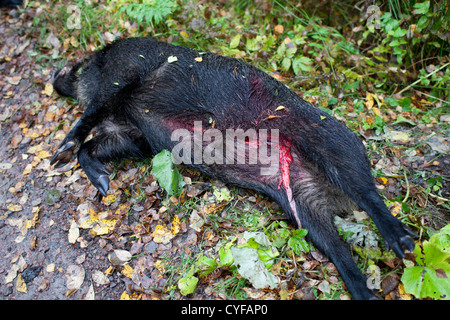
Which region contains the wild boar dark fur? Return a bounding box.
[51,37,415,300]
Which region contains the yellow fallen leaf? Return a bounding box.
[37,150,52,160]
[379,177,388,185]
[152,224,175,244]
[104,266,114,276]
[194,57,203,62]
[180,31,189,39]
[79,208,116,236]
[102,194,117,206]
[27,207,40,228]
[275,105,286,111]
[90,219,116,236]
[171,215,181,235]
[120,291,142,300]
[398,283,412,300]
[42,83,53,96]
[264,115,278,120]
[120,291,130,300]
[23,163,32,175]
[366,92,374,109]
[390,202,401,217]
[16,274,27,293]
[386,130,410,143]
[121,264,134,279]
[155,260,165,273]
[7,204,22,212]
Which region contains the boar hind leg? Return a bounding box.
[305,214,377,300]
[77,120,151,196]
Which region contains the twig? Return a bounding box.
[396,62,450,95]
[402,169,410,203]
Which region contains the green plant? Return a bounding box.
[114,0,177,28]
[402,224,450,299]
[151,149,185,196]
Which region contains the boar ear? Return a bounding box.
[52,66,70,82]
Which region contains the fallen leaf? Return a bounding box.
[65,264,85,290]
[85,284,95,300]
[42,83,54,96]
[7,204,22,212]
[189,209,204,232]
[152,224,175,244]
[168,55,178,63]
[171,215,181,235]
[385,130,410,143]
[366,92,374,109]
[68,219,80,244]
[180,31,189,39]
[121,264,134,279]
[231,246,278,289]
[108,249,131,267]
[92,270,110,285]
[274,24,284,35]
[16,274,27,293]
[178,275,198,296]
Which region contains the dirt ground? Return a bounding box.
[0,8,126,300]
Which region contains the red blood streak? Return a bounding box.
[278,138,293,191]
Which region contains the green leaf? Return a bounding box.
[292,56,313,75]
[402,224,450,299]
[195,254,217,277]
[288,229,310,254]
[178,275,199,296]
[402,266,450,300]
[151,150,184,196]
[230,34,241,49]
[219,241,235,267]
[213,186,232,202]
[413,1,430,15]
